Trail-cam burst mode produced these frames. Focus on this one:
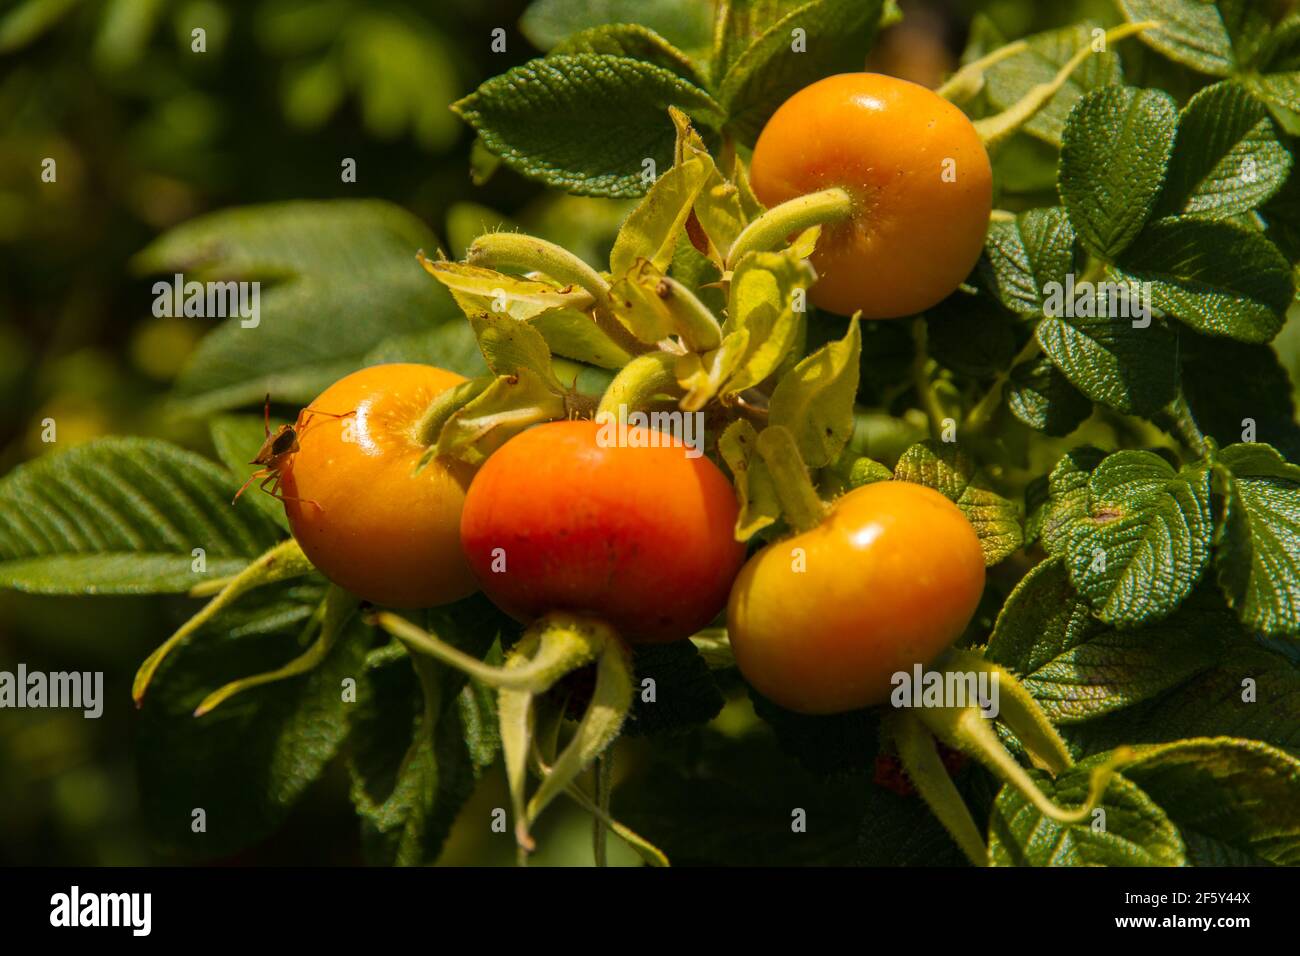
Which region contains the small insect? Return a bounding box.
[232,395,355,508]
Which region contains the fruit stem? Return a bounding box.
[133,538,314,706]
[910,318,949,439]
[597,350,681,419]
[412,376,491,449]
[467,232,612,307]
[888,712,988,866]
[565,781,670,867]
[725,186,853,270]
[916,703,1121,825]
[974,21,1161,151]
[937,38,1030,103]
[654,274,723,351]
[941,647,1074,774]
[373,610,605,693]
[593,753,612,866]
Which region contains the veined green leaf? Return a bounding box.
[1116,216,1294,343]
[1035,299,1177,417]
[1116,0,1236,76]
[454,55,722,199]
[979,206,1080,317]
[986,558,1229,723]
[988,751,1186,866]
[1158,80,1292,219]
[1121,737,1300,866]
[1045,450,1213,626]
[718,0,887,145]
[134,201,450,416]
[1059,86,1178,260]
[1215,442,1300,637]
[551,23,705,86]
[0,439,281,595]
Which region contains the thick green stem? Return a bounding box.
[373,610,604,693]
[655,275,722,351]
[1159,390,1210,459]
[975,22,1159,151]
[412,376,491,449]
[937,38,1030,103]
[888,712,988,866]
[911,318,948,439]
[725,187,853,270]
[941,648,1073,774]
[593,753,612,866]
[565,783,670,867]
[916,704,1120,825]
[467,232,612,307]
[597,350,681,418]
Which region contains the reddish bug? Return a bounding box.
[232,395,354,508]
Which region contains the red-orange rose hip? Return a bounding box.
[459,419,746,643]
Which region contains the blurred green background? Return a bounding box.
[3,0,1296,866]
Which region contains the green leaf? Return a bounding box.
[1215,442,1300,636]
[0,439,282,595]
[1116,0,1236,76]
[425,261,596,322]
[609,155,709,276]
[519,0,714,56]
[362,323,490,378]
[468,313,566,392]
[1066,643,1300,758]
[1007,355,1093,437]
[551,24,705,85]
[349,596,506,865]
[724,249,816,394]
[986,558,1228,723]
[137,584,366,860]
[530,310,634,369]
[1116,216,1294,343]
[134,201,450,416]
[988,752,1186,866]
[1035,303,1177,417]
[453,55,722,199]
[1180,333,1300,460]
[622,641,724,736]
[209,415,291,531]
[893,441,1023,565]
[925,293,1017,378]
[983,21,1124,146]
[717,0,886,145]
[1059,86,1178,260]
[1121,738,1300,866]
[854,783,970,866]
[718,419,781,541]
[1043,450,1213,627]
[768,316,861,468]
[614,729,873,864]
[979,207,1080,317]
[1158,81,1292,219]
